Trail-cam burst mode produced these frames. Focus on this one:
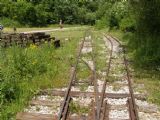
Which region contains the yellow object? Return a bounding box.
[30,44,37,49]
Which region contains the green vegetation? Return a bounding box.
[77,62,91,80]
[133,69,160,106]
[109,0,160,105]
[0,0,98,27]
[0,29,85,119]
[69,101,89,115]
[92,31,108,72]
[109,30,160,106]
[129,0,160,68]
[0,0,160,119]
[3,25,86,33]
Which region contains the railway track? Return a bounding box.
[96,35,139,120]
[58,30,99,120]
[17,30,99,120]
[16,31,160,120]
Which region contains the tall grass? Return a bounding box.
[0,34,80,119]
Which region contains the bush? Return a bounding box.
[0,44,49,107]
[109,1,129,29]
[95,17,107,29]
[120,17,136,32]
[129,0,160,68]
[0,18,21,27]
[0,68,20,105]
[109,14,119,29]
[85,12,96,25]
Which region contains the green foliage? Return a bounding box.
[0,0,99,27]
[120,16,136,32]
[85,12,96,25]
[0,0,132,28]
[0,45,49,109]
[69,101,89,114]
[95,17,107,30]
[129,0,160,68]
[0,28,84,119]
[0,18,21,27]
[95,0,129,29]
[109,1,129,29]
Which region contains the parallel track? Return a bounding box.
[96,35,139,120]
[58,30,99,120]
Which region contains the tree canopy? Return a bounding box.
[0,0,99,26]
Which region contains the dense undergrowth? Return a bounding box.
[0,32,81,119]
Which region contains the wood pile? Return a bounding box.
[0,32,56,47]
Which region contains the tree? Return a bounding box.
[130,0,160,68]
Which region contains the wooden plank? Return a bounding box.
[39,90,146,100]
[16,112,130,120]
[16,112,56,120]
[109,118,130,120]
[16,112,88,120]
[30,100,55,107]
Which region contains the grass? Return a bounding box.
[69,101,89,115]
[76,60,91,80]
[51,28,85,40]
[0,27,86,119]
[133,69,160,106]
[92,29,110,81]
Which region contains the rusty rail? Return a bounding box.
[90,33,99,119]
[109,35,139,120]
[58,30,99,120]
[58,37,86,120]
[97,35,139,120]
[97,36,114,120]
[123,48,139,120]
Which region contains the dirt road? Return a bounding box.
[21,27,87,34]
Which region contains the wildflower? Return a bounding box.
[32,59,37,65]
[30,44,37,49]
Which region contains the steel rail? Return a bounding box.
[58,36,86,120]
[109,35,139,120]
[123,51,139,120]
[90,34,100,119]
[58,29,99,120]
[97,35,114,120]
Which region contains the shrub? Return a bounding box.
[109,14,119,29]
[0,44,49,108]
[95,17,107,29]
[0,18,21,27]
[129,0,160,68]
[120,17,136,32]
[109,1,129,29]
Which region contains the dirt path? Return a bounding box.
[21,27,86,34]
